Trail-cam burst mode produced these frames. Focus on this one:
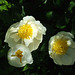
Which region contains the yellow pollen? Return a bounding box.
[11,50,23,63]
[18,24,33,39]
[52,39,68,55]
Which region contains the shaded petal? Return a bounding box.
[28,38,41,52]
[24,38,33,47]
[10,33,20,42]
[24,51,33,64]
[53,54,62,65]
[6,37,21,47]
[67,47,75,61]
[49,36,55,50]
[57,31,74,38]
[10,27,19,32]
[36,32,43,41]
[4,22,19,42]
[59,54,73,65]
[10,22,19,28]
[23,16,35,22]
[70,41,75,48]
[34,21,46,35]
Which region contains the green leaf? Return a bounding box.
[0,0,13,11]
[68,1,75,13]
[56,25,66,29]
[46,11,53,19]
[22,65,28,71]
[0,5,8,11]
[44,0,47,4]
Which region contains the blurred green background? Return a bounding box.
[0,0,75,75]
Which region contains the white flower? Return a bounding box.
[49,31,75,65]
[4,16,46,52]
[8,44,33,67]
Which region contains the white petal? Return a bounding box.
[53,54,62,65]
[19,16,35,25]
[6,37,21,47]
[59,54,73,65]
[24,38,33,46]
[70,42,75,48]
[10,33,20,42]
[23,16,35,22]
[10,27,19,32]
[24,52,33,64]
[67,40,72,46]
[34,21,46,35]
[4,22,19,42]
[67,47,75,61]
[36,32,43,41]
[28,38,41,52]
[49,36,55,50]
[31,23,38,38]
[10,22,19,28]
[57,31,74,38]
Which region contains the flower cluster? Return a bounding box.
[4,16,46,67]
[5,16,75,67]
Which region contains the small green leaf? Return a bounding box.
[22,65,28,71]
[46,11,53,19]
[44,0,47,4]
[56,25,66,29]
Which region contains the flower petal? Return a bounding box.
[10,33,20,42]
[59,54,73,65]
[23,16,35,22]
[28,38,41,52]
[57,31,74,38]
[24,38,33,46]
[67,47,75,61]
[34,21,46,35]
[4,22,19,43]
[53,54,62,65]
[36,32,43,41]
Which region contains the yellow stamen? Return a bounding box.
[11,50,23,63]
[52,39,68,55]
[18,24,33,39]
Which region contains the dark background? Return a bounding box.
[0,0,75,75]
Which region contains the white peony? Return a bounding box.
[4,16,46,52]
[8,44,33,67]
[49,31,75,65]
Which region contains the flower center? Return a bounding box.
[52,39,68,55]
[18,24,33,39]
[11,50,23,63]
